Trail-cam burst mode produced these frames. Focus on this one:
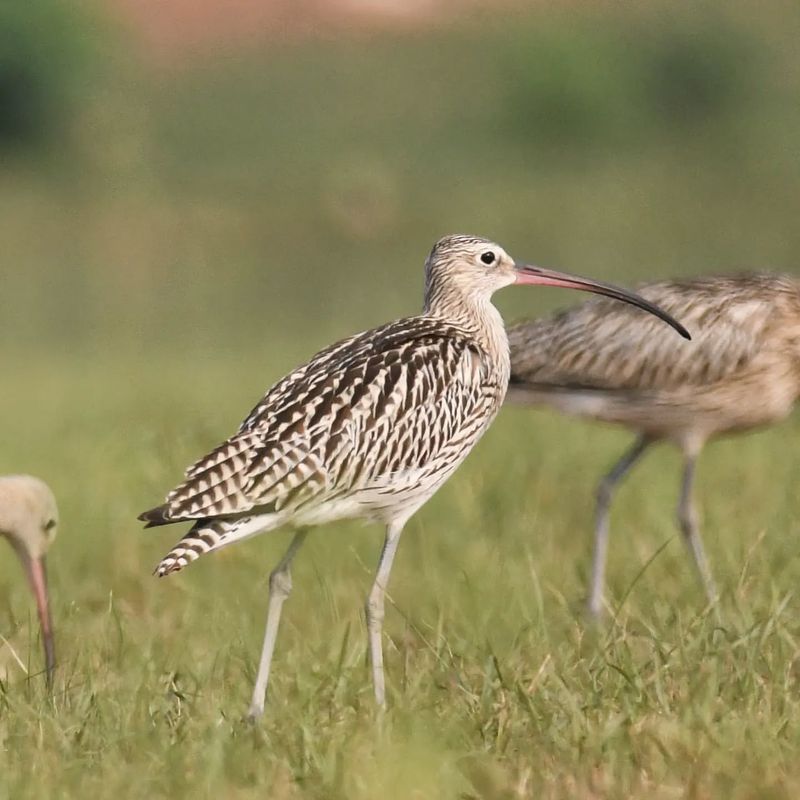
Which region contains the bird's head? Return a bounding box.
[0,475,58,687]
[424,234,518,301]
[424,234,691,339]
[0,475,58,560]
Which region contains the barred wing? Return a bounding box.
[139,317,497,526]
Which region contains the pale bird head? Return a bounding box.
[425,235,519,300]
[425,233,691,339]
[0,475,58,687]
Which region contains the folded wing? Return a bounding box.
[139,317,498,528]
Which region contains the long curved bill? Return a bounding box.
[514,264,691,340]
[21,553,55,689]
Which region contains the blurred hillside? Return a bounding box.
[2,0,799,360]
[113,0,504,58]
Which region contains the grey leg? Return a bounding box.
[366,520,405,708]
[588,436,651,618]
[248,529,309,720]
[677,454,717,607]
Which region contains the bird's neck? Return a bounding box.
[424,289,510,376]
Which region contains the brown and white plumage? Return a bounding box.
[142,319,505,574]
[508,272,800,616]
[140,234,688,717]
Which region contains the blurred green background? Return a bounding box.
[3,0,799,360]
[3,2,800,797]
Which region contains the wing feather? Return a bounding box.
[139,317,496,526]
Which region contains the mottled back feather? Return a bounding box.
[508,273,800,393]
[140,315,504,530]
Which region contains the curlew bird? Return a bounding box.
[507,272,800,617]
[139,234,688,717]
[0,475,58,686]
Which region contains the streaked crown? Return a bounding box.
[424,234,517,314]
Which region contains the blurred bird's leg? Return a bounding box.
[677,452,718,610]
[248,529,309,720]
[589,436,652,618]
[366,520,405,708]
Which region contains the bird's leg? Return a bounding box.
[589,436,651,618]
[677,454,718,609]
[247,529,309,720]
[366,520,405,709]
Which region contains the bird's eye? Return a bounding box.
[44,519,56,531]
[480,251,496,265]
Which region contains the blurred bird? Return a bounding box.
[507,272,800,617]
[0,475,58,686]
[139,234,688,717]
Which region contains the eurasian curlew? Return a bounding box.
[507,272,800,617]
[139,235,688,717]
[0,475,58,686]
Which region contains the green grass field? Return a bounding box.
[2,354,800,799]
[3,2,800,796]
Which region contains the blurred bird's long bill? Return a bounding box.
[513,264,691,340]
[21,553,55,688]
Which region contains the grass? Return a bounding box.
[2,1,800,796]
[1,354,800,798]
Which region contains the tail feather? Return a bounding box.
[155,519,232,576]
[154,513,280,576]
